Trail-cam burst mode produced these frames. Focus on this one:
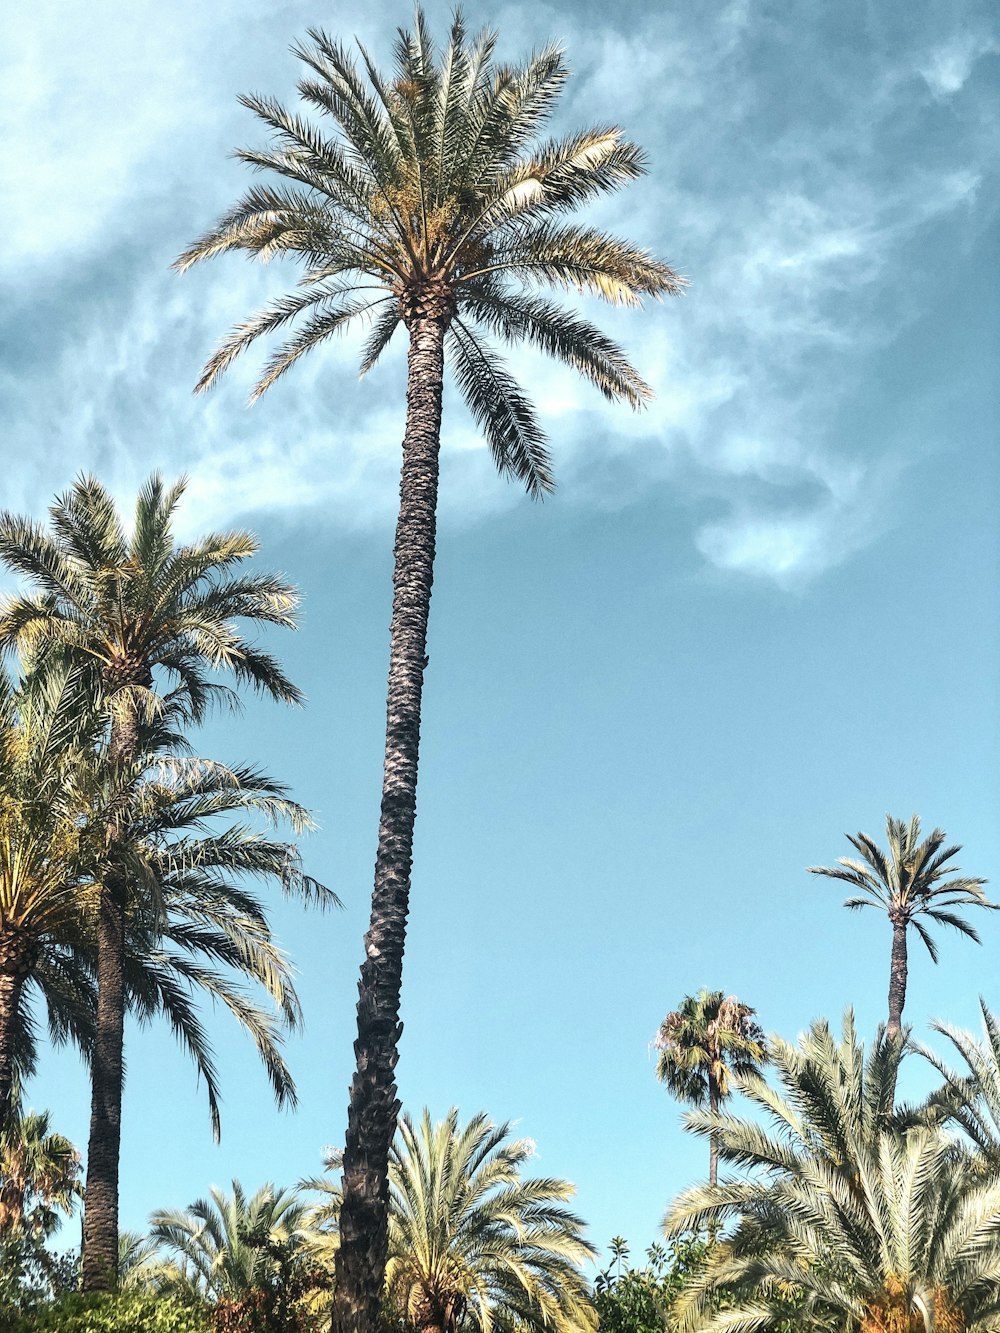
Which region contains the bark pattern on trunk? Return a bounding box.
[708,1081,720,1189]
[887,916,908,1039]
[80,875,126,1292]
[0,935,36,1131]
[332,314,446,1333]
[81,678,146,1292]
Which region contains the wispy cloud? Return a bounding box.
[1,0,996,584]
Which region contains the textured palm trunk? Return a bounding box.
[332,309,447,1333]
[886,916,908,1039]
[80,880,126,1291]
[0,935,35,1131]
[81,694,142,1292]
[708,1080,720,1189]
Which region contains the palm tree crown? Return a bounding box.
[654,990,766,1186]
[307,1108,597,1333]
[663,1013,1000,1333]
[177,11,683,495]
[808,815,995,1035]
[0,664,102,1127]
[0,474,301,717]
[149,1179,313,1302]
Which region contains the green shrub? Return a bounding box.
[0,1291,211,1333]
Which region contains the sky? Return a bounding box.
[2,0,999,1271]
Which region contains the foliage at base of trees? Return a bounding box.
[0,1291,209,1333]
[594,1235,711,1333]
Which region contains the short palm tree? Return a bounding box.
[306,1107,597,1333]
[0,473,303,1288]
[808,815,996,1037]
[177,17,683,1328]
[654,990,766,1186]
[0,1101,81,1240]
[663,1013,1000,1333]
[149,1179,312,1303]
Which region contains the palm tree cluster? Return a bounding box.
[0,474,335,1291]
[97,1109,595,1333]
[660,1011,1000,1333]
[4,10,998,1333]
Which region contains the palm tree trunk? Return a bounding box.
[81,696,142,1292]
[708,1080,719,1189]
[887,916,908,1039]
[80,876,126,1291]
[332,310,446,1333]
[0,935,35,1131]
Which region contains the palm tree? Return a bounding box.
[662,1013,1000,1333]
[306,1108,597,1333]
[149,1179,311,1302]
[176,17,683,1327]
[654,990,766,1186]
[0,473,303,1289]
[0,690,329,1151]
[0,663,102,1130]
[808,815,996,1038]
[0,1101,81,1239]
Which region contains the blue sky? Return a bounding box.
[3,0,999,1266]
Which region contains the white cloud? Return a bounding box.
[1,0,997,586]
[919,31,998,98]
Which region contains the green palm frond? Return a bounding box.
[447,319,553,496]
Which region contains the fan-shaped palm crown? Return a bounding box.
[0,1102,81,1239]
[177,11,683,494]
[663,1013,1000,1333]
[808,815,995,1036]
[655,990,766,1186]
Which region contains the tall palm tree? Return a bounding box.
[808,815,996,1038]
[662,1014,1000,1333]
[306,1108,597,1333]
[0,473,303,1289]
[654,990,766,1186]
[177,16,683,1328]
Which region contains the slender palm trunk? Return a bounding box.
[81,881,125,1291]
[81,697,141,1292]
[333,309,447,1333]
[887,916,908,1039]
[708,1079,720,1189]
[0,935,35,1131]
